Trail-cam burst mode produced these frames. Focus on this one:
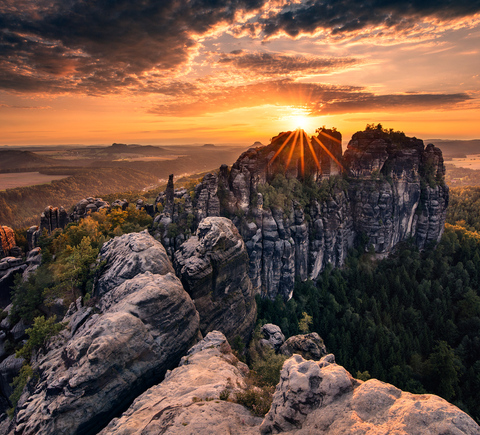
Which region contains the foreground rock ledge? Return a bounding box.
[261,354,479,435]
[100,331,262,435]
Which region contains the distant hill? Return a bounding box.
[0,150,59,172]
[98,143,167,155]
[427,139,480,159]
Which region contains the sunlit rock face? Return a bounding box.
[0,227,15,259]
[261,354,479,435]
[99,331,262,435]
[174,217,256,343]
[8,231,199,435]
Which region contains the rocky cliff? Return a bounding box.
[6,231,200,435]
[155,126,448,300]
[174,217,256,344]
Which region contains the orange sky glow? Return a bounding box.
[1,1,479,146]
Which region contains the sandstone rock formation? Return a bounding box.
[260,323,285,352]
[70,197,109,221]
[260,354,479,434]
[210,127,448,299]
[279,332,327,360]
[95,229,174,298]
[0,227,15,259]
[174,217,256,343]
[8,232,200,435]
[100,331,262,435]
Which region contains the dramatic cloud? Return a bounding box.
[251,0,480,39]
[149,79,471,116]
[0,0,266,93]
[1,0,479,94]
[217,51,359,75]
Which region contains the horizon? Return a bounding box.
[1,1,479,146]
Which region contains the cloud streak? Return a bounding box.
[217,50,359,75]
[149,79,471,116]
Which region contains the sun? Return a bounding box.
[285,112,316,134]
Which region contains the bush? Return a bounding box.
[9,364,34,415]
[16,316,65,361]
[235,386,274,417]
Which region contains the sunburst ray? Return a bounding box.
[285,129,300,171]
[312,135,345,172]
[318,129,342,144]
[268,130,296,167]
[304,130,321,171]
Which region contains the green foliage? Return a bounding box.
[9,364,34,415]
[10,273,47,324]
[298,311,312,334]
[46,236,99,304]
[257,173,348,212]
[257,225,480,422]
[356,370,371,381]
[16,316,65,361]
[447,187,480,232]
[235,386,274,417]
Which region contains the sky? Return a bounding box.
[1,0,480,146]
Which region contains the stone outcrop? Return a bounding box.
[174,217,256,343]
[0,227,15,259]
[70,197,109,221]
[40,205,69,234]
[260,323,285,352]
[8,232,200,435]
[207,127,449,299]
[279,332,327,360]
[95,229,174,298]
[100,331,262,435]
[261,353,479,434]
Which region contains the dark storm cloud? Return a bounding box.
[148,79,471,116]
[218,51,359,75]
[0,0,266,93]
[1,0,479,94]
[255,0,480,38]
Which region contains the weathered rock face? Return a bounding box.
[212,127,448,299]
[70,197,109,221]
[261,354,479,435]
[100,331,262,435]
[174,217,256,343]
[279,332,327,360]
[95,229,174,298]
[0,227,15,259]
[40,205,69,234]
[260,323,285,352]
[344,129,449,252]
[9,232,200,435]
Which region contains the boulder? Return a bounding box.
[260,354,480,435]
[9,233,200,435]
[260,324,285,352]
[174,217,256,343]
[279,332,327,360]
[95,229,174,298]
[100,331,262,435]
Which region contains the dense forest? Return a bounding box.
[257,222,480,423]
